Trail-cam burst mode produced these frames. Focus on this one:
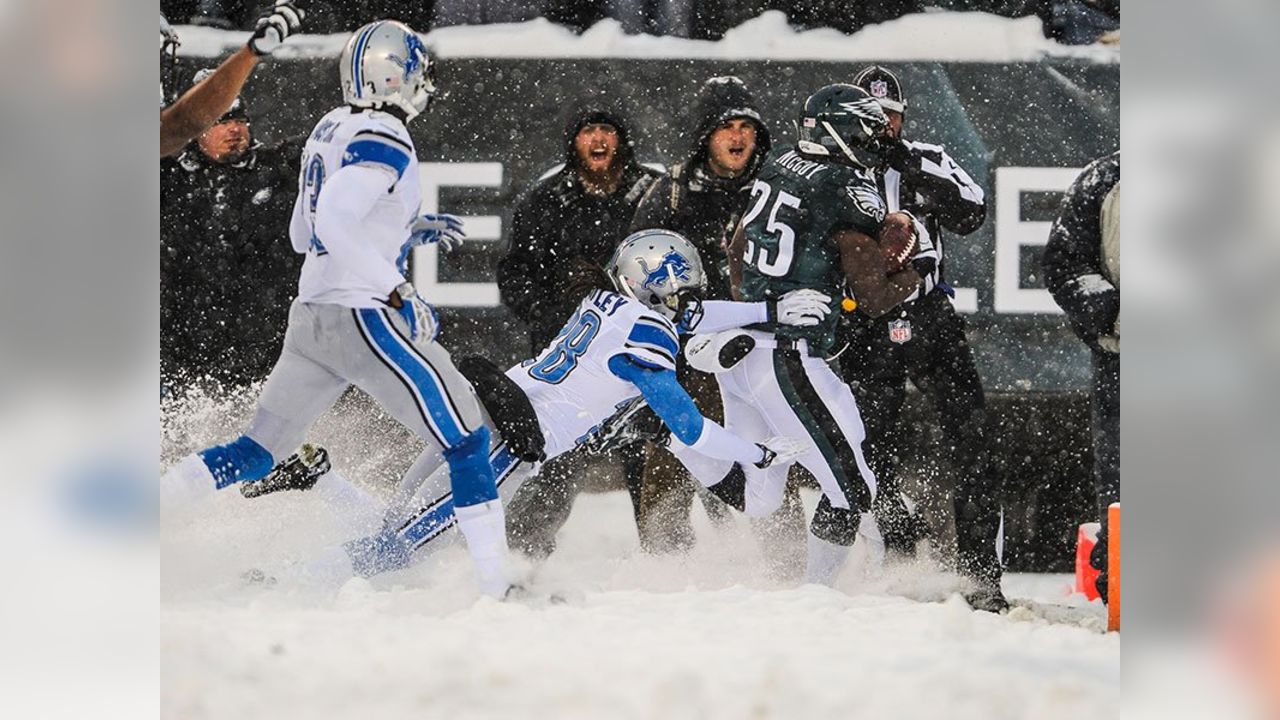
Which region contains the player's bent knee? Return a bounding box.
[742,469,787,518]
[199,435,275,489]
[444,426,497,507]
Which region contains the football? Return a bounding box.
[878,211,918,274]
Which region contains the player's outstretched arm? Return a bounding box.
[159,1,304,157]
[607,355,792,468]
[836,228,921,317]
[161,47,259,156]
[686,290,832,334]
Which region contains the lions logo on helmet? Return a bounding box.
[639,251,694,291]
[609,229,708,321]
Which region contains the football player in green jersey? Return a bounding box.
[713,84,924,585]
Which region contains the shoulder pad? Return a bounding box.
[342,125,414,181]
[622,312,679,371]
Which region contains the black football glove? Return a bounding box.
[248,0,305,56]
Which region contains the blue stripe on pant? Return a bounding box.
[344,442,524,578]
[356,308,467,447]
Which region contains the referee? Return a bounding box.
[838,66,1006,612]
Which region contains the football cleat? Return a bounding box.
[240,443,331,499]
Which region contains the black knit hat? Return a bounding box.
[852,65,905,114]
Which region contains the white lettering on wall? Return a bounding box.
[414,162,504,307]
[994,166,1081,314]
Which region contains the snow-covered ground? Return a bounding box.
[163,475,1118,720]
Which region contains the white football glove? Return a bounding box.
[755,436,809,469]
[409,213,467,252]
[389,282,439,344]
[685,331,755,374]
[770,289,833,327]
[248,0,305,57]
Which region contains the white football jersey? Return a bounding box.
[290,106,421,308]
[508,289,679,457]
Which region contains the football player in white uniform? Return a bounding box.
[161,2,305,157]
[330,230,830,579]
[162,21,514,598]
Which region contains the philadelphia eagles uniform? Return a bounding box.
[720,141,888,573]
[739,146,885,357]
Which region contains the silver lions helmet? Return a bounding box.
[340,20,437,122]
[608,229,708,321]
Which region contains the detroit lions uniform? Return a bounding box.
[346,289,779,578]
[165,105,489,533]
[719,143,884,545]
[242,106,485,461]
[509,289,680,456]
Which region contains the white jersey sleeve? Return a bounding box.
[614,312,679,372]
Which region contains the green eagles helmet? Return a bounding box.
[796,83,889,169]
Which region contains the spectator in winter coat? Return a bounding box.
[161,74,305,389]
[1043,150,1120,602]
[498,104,662,353]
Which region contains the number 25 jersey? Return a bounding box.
[739,144,885,355]
[507,289,679,457]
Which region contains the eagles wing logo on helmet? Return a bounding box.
[638,251,693,290]
[846,184,887,224]
[838,97,887,121]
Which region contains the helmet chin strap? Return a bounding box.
[613,271,639,303]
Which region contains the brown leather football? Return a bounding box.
[878,211,918,274]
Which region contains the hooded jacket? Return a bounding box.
[498,104,663,351]
[629,76,772,300]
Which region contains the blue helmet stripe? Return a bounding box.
[351,21,383,100]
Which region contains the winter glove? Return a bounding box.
[1058,274,1120,352]
[768,289,832,327]
[386,282,439,343]
[248,0,305,57]
[882,137,914,172]
[588,397,668,455]
[410,213,467,252]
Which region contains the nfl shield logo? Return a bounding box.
[870,80,889,99]
[888,318,912,344]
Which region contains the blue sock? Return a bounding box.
[199,435,274,489]
[444,426,498,507]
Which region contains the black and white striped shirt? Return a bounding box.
[875,140,986,304]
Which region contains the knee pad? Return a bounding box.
[444,426,497,507]
[685,331,754,374]
[199,435,274,489]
